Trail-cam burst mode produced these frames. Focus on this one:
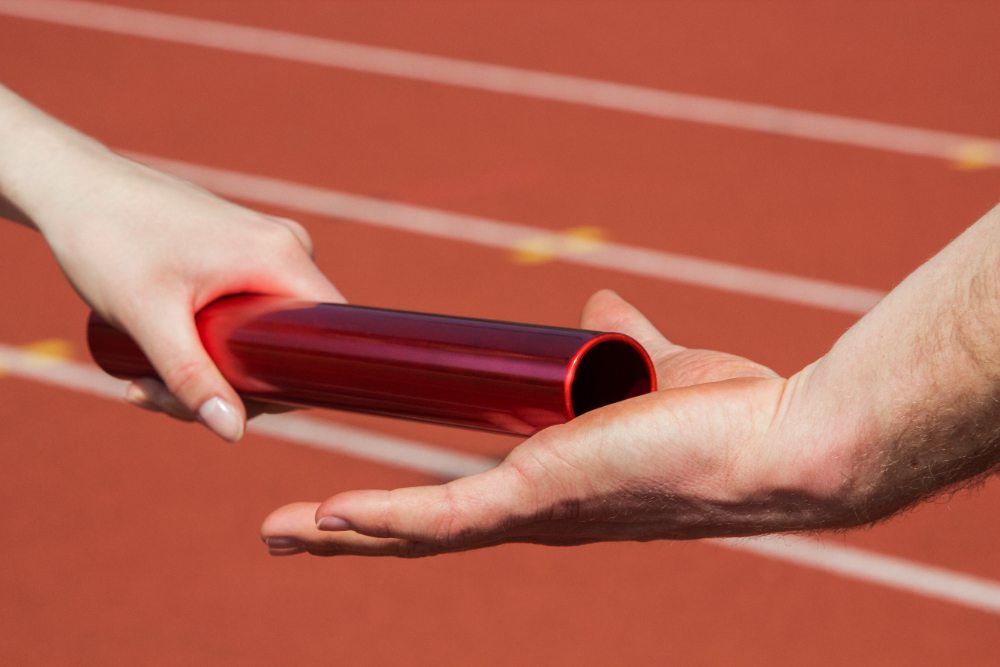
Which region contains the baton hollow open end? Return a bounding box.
[565,335,655,419]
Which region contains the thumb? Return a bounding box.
[126,302,246,442]
[581,290,778,388]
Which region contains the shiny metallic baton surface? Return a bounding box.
[87,295,657,435]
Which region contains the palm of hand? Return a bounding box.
[261,290,795,557]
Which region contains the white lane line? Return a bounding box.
[0,343,498,480]
[249,414,497,479]
[0,341,128,398]
[720,535,1000,615]
[1,0,998,167]
[3,342,1000,614]
[125,151,886,315]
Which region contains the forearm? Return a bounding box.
[0,89,37,226]
[783,203,1000,524]
[0,83,119,234]
[0,190,32,227]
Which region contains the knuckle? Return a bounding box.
[264,217,314,256]
[264,221,301,249]
[506,437,560,483]
[428,488,470,548]
[394,540,437,559]
[278,216,312,241]
[159,358,212,404]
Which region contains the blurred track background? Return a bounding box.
[1,1,999,664]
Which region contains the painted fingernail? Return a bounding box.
[265,536,301,549]
[198,397,243,442]
[316,516,351,531]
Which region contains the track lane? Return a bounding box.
[121,151,887,314]
[7,341,1000,614]
[1,14,996,292]
[5,209,1000,584]
[2,375,1000,667]
[3,0,999,167]
[2,2,1000,664]
[12,0,1000,138]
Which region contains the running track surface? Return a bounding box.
[1,2,999,665]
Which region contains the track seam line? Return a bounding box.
[2,342,1000,614]
[0,0,997,167]
[123,151,887,315]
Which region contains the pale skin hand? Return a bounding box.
[0,83,343,441]
[262,204,1000,557]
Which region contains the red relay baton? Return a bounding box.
[87,296,657,436]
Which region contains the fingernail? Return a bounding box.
[127,379,197,420]
[268,546,305,557]
[316,516,351,532]
[124,384,163,413]
[265,536,301,549]
[265,537,305,557]
[198,397,243,442]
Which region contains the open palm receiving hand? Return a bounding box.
[263,204,1000,557]
[262,291,859,557]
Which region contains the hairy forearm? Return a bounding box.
[786,203,1000,524]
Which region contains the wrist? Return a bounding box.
[0,191,33,227]
[768,212,1000,527]
[0,84,118,236]
[747,358,888,530]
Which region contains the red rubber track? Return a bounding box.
[1,2,999,664]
